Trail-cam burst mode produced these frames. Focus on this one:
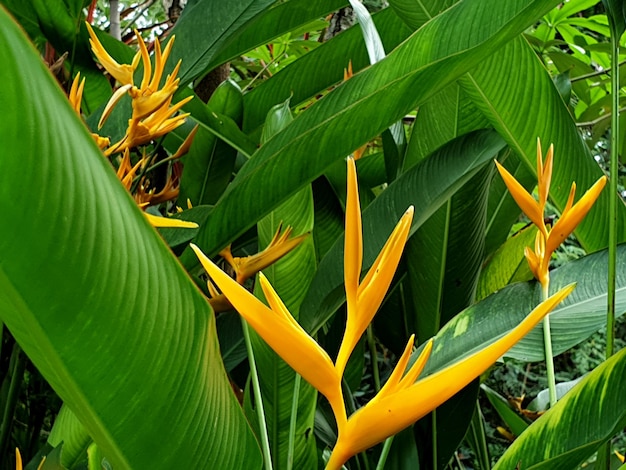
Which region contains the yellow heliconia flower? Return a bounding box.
[219,223,309,284]
[495,139,606,287]
[326,284,575,469]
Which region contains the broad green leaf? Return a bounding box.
[189,0,564,268]
[0,9,262,469]
[48,405,92,468]
[459,36,626,252]
[168,0,277,84]
[422,245,626,367]
[477,224,537,301]
[303,130,507,334]
[179,80,243,206]
[207,0,348,70]
[250,101,318,469]
[242,7,412,132]
[388,0,456,30]
[494,347,626,469]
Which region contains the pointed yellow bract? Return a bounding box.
[220,223,309,284]
[495,139,606,287]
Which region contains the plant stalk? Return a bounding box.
[241,319,274,470]
[286,374,301,470]
[376,436,395,470]
[606,11,620,363]
[366,325,380,391]
[541,281,558,407]
[0,343,26,459]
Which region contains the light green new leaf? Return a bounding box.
[460,36,626,252]
[189,0,564,268]
[494,347,626,469]
[0,8,261,469]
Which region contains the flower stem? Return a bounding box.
[606,9,620,363]
[286,374,301,470]
[541,281,557,407]
[242,318,274,470]
[366,325,381,391]
[376,436,395,470]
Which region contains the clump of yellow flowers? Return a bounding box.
[68,24,196,228]
[192,157,574,468]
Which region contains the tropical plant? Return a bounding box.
[1,0,625,469]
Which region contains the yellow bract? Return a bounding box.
[495,139,606,287]
[193,156,574,469]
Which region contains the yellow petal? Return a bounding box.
[495,160,546,236]
[327,284,575,468]
[137,31,152,90]
[398,338,433,389]
[537,140,553,209]
[69,73,85,114]
[99,83,132,128]
[144,212,198,228]
[546,176,607,257]
[190,244,340,402]
[16,448,22,470]
[86,23,138,86]
[171,125,199,160]
[344,157,362,309]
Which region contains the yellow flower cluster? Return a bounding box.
[192,157,573,468]
[495,139,606,288]
[68,24,198,229]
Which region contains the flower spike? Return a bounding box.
[86,23,140,86]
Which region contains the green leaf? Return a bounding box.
[207,0,348,70]
[242,7,412,132]
[388,0,457,30]
[179,80,243,206]
[424,245,626,366]
[494,347,626,469]
[302,130,506,334]
[0,9,262,468]
[48,405,93,468]
[169,0,277,84]
[459,36,626,252]
[189,0,564,268]
[477,224,536,301]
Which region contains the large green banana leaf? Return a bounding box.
[185,0,564,270]
[494,347,626,469]
[0,8,262,469]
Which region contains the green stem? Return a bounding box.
[0,343,26,459]
[606,15,620,363]
[376,436,395,470]
[286,373,301,470]
[241,319,274,470]
[541,281,558,407]
[366,325,380,391]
